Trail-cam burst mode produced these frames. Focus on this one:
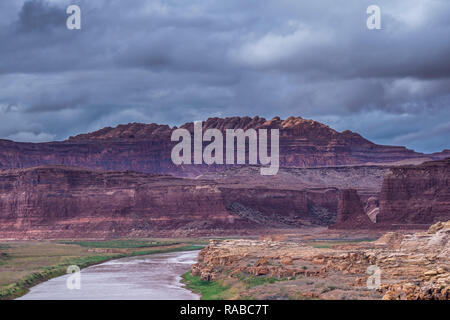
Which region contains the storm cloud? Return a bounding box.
[0,0,449,152]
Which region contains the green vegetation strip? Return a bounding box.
[130,245,204,257]
[182,271,230,300]
[182,271,294,299]
[0,244,203,300]
[59,240,179,248]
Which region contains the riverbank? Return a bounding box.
[185,223,449,300]
[0,239,205,300]
[181,271,232,300]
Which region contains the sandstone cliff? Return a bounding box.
[0,166,244,239]
[378,158,450,226]
[0,165,348,239]
[4,158,448,239]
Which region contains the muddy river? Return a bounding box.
[18,250,200,300]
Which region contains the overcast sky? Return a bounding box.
[0,0,449,153]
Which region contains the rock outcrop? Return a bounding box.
[379,221,450,299]
[365,197,380,223]
[0,116,434,177]
[221,187,338,227]
[378,158,450,226]
[191,222,449,300]
[331,189,374,229]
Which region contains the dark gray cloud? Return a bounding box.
[0,0,449,152]
[16,0,66,32]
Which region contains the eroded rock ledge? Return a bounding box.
[191,222,449,300]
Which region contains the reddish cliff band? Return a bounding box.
[0,116,448,239]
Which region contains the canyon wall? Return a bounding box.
[0,157,448,238]
[0,165,341,239]
[331,158,450,229]
[378,158,450,226]
[0,166,245,239]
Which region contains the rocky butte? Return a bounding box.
[0,116,445,177]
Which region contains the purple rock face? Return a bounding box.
[378,158,450,225]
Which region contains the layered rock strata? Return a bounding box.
[378,158,450,226]
[0,165,346,239]
[0,116,434,177]
[191,222,449,300]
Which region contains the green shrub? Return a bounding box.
[182,271,230,300]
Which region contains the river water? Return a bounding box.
[18,250,200,300]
